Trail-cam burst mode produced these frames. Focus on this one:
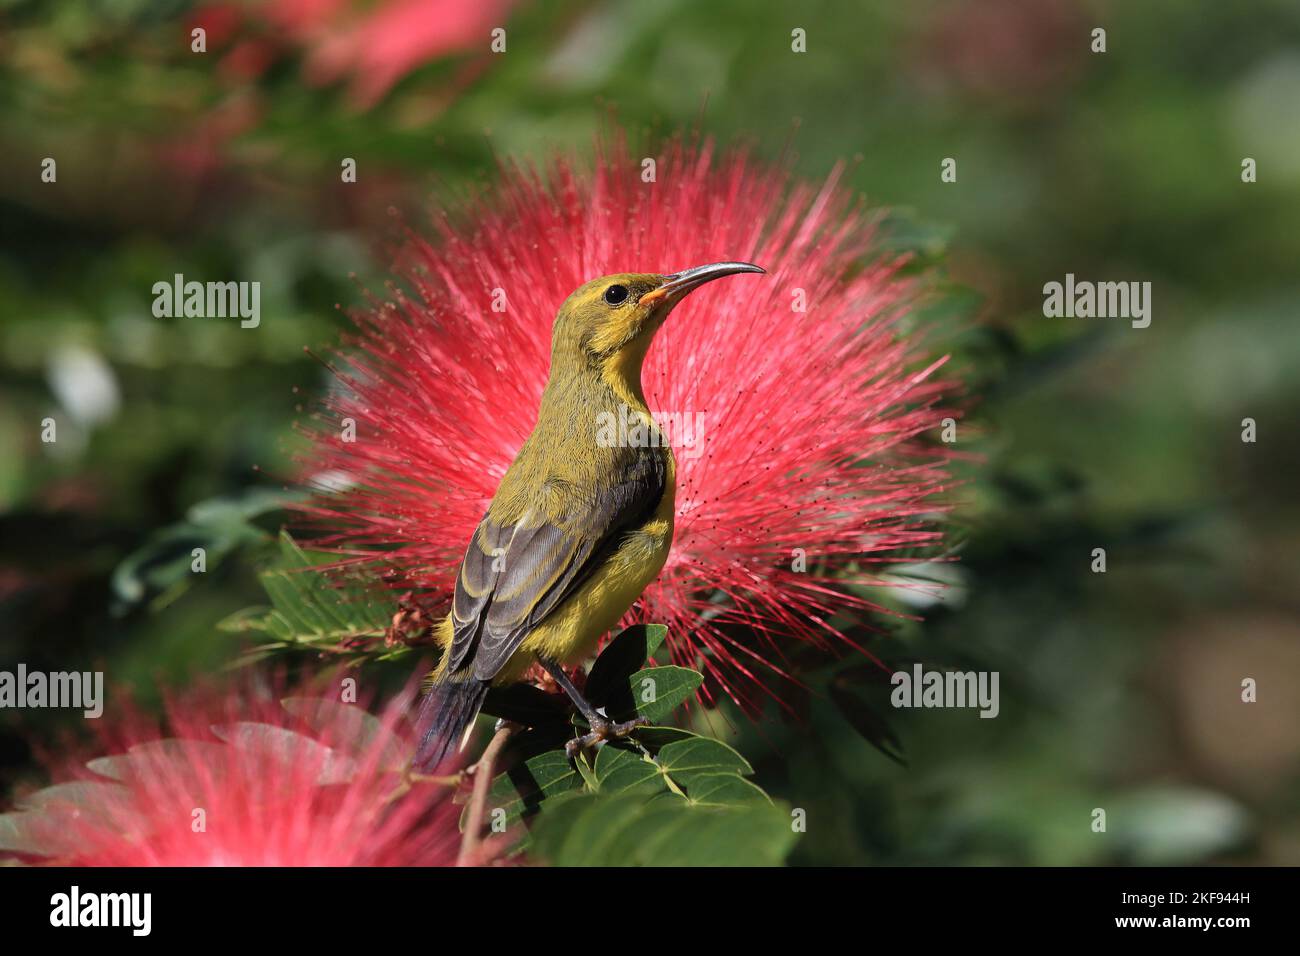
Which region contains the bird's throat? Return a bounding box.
[598,334,653,413]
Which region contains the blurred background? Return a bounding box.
[2,0,1298,864]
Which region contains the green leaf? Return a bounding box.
[520,792,599,861]
[112,487,303,606]
[592,801,698,864]
[598,664,702,723]
[220,532,393,654]
[533,792,652,865]
[584,623,669,703]
[683,772,770,807]
[636,803,797,866]
[112,522,261,605]
[594,744,664,795]
[655,735,752,785]
[186,488,304,526]
[489,750,582,823]
[529,791,798,866]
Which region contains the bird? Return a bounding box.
[412,261,765,772]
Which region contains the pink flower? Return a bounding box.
[302,135,958,713]
[2,680,463,866]
[192,0,519,105]
[300,0,518,107]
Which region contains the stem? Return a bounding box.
[457,721,519,867]
[381,770,460,810]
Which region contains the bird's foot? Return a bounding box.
[565,715,650,759]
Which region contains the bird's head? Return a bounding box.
[550,262,764,375]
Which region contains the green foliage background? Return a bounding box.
[2,0,1299,864]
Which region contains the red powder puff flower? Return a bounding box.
[302,134,958,713]
[0,680,465,866]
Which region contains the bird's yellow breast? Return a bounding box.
[496,442,674,684]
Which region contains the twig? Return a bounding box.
[457,720,519,866]
[380,769,461,810]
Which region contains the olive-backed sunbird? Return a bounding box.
[412,262,765,771]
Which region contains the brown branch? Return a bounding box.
[457,720,519,866]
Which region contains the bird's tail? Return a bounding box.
[412,675,490,773]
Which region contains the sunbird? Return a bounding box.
[413,262,764,771]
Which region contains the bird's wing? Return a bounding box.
[447,451,666,682]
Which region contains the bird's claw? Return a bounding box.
[565,715,651,759]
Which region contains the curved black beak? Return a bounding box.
[640,261,765,307]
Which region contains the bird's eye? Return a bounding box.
[604,284,629,305]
